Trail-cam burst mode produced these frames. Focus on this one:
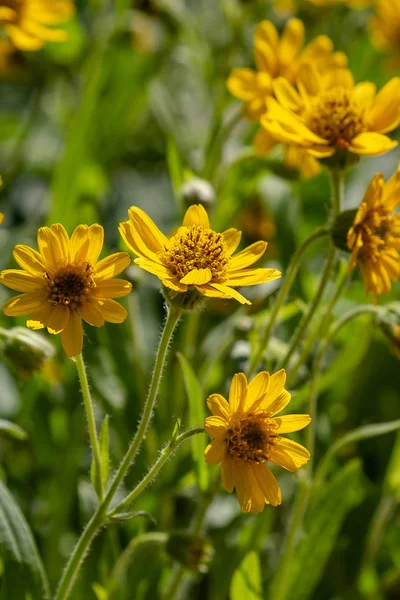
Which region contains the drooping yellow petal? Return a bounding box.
[97,298,128,323]
[210,283,251,305]
[269,438,310,472]
[47,305,70,334]
[27,305,53,330]
[251,462,282,506]
[79,301,105,327]
[61,311,83,357]
[221,456,234,493]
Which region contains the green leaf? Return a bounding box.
[92,582,108,600]
[177,353,209,491]
[278,460,365,600]
[0,479,50,599]
[109,511,156,526]
[230,551,263,600]
[90,415,110,497]
[0,420,27,441]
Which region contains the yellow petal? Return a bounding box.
[47,305,70,334]
[253,128,277,156]
[196,284,229,298]
[86,224,104,265]
[273,414,311,433]
[226,268,282,287]
[252,462,282,506]
[210,283,251,305]
[269,438,310,472]
[349,132,398,156]
[97,298,127,323]
[5,25,44,51]
[207,393,231,420]
[50,223,69,258]
[128,207,168,253]
[353,82,376,110]
[37,226,64,272]
[162,278,188,292]
[3,292,47,316]
[228,372,248,412]
[221,456,235,493]
[230,241,267,270]
[273,78,303,112]
[0,270,44,292]
[227,68,259,101]
[204,440,226,465]
[119,221,161,263]
[255,39,277,75]
[365,77,400,134]
[94,279,132,298]
[204,415,228,440]
[61,311,83,357]
[135,257,172,280]
[222,229,242,255]
[182,205,210,229]
[13,245,45,276]
[233,461,265,514]
[27,304,53,330]
[245,371,270,410]
[69,225,89,262]
[255,20,279,51]
[96,253,130,280]
[279,18,305,66]
[79,301,105,327]
[259,369,291,414]
[180,268,212,285]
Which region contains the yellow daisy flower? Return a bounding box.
[119,204,281,307]
[204,370,311,514]
[0,0,75,51]
[261,65,400,163]
[371,0,400,68]
[0,223,132,357]
[347,167,400,302]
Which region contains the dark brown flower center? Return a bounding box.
[46,264,96,310]
[226,413,278,463]
[159,225,230,281]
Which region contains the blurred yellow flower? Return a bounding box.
[371,0,400,67]
[309,0,371,6]
[347,167,400,302]
[0,0,75,51]
[0,213,3,224]
[0,224,132,357]
[119,204,281,306]
[261,65,400,163]
[204,370,311,514]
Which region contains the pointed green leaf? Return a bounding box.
[231,551,263,600]
[177,353,209,491]
[0,480,50,599]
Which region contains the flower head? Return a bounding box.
[347,167,400,302]
[0,0,75,51]
[261,65,400,164]
[0,223,132,357]
[204,370,311,514]
[119,204,281,308]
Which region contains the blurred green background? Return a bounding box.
[0,1,399,599]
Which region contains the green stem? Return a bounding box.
[248,226,330,378]
[280,244,337,372]
[54,304,182,600]
[75,353,104,499]
[109,427,205,516]
[331,168,344,217]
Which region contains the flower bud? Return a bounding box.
[180,178,216,212]
[162,285,205,311]
[330,209,357,252]
[165,531,214,573]
[1,327,55,377]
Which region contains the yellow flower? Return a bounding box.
[347,167,400,302]
[204,370,311,514]
[0,213,3,224]
[371,0,400,67]
[261,65,400,163]
[309,0,371,6]
[0,223,132,357]
[119,204,281,307]
[0,0,75,51]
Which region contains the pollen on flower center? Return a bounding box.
[159,225,230,281]
[226,413,278,463]
[305,88,365,148]
[46,264,96,310]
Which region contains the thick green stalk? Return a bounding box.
[54,304,182,600]
[248,226,330,377]
[75,353,104,499]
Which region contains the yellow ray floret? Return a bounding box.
[0,0,75,51]
[204,370,311,514]
[261,65,400,161]
[347,166,400,302]
[119,204,281,306]
[0,223,132,357]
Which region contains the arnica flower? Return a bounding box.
[347,168,400,302]
[261,65,400,165]
[204,370,311,514]
[0,0,75,51]
[371,0,400,68]
[0,224,132,357]
[119,204,281,308]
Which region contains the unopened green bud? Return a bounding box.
[330,209,357,252]
[166,531,214,573]
[181,178,215,212]
[162,285,205,311]
[1,327,55,377]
